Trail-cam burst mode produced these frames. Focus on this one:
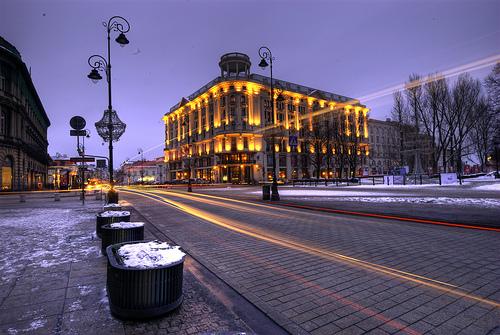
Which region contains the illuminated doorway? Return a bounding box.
[1,156,13,191]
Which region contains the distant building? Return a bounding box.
[47,153,100,189]
[163,52,369,183]
[0,36,51,191]
[367,118,401,174]
[120,157,165,184]
[47,154,79,189]
[366,118,435,175]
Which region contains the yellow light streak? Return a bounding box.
[122,188,500,308]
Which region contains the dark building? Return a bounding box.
[0,36,51,191]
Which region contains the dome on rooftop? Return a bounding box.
[219,52,251,78]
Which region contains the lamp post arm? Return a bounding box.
[87,55,107,73]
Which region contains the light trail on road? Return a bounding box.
[130,189,422,334]
[122,188,500,309]
[149,187,500,232]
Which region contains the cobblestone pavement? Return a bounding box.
[122,188,500,335]
[0,196,254,335]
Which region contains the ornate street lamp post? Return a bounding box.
[87,16,129,203]
[258,46,280,200]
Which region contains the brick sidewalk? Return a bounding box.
[0,198,253,335]
[123,189,500,335]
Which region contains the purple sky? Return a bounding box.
[1,0,499,165]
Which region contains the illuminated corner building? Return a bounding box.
[163,52,370,183]
[0,36,51,191]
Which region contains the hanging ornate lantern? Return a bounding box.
[95,109,126,142]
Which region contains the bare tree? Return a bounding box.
[421,74,453,173]
[449,74,481,174]
[485,62,500,111]
[305,118,326,179]
[469,96,494,171]
[391,90,408,167]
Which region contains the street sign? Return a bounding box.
[70,116,86,130]
[288,135,298,147]
[96,159,107,168]
[70,157,95,163]
[70,129,87,136]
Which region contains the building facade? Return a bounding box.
[366,118,437,175]
[120,157,165,184]
[163,53,369,183]
[47,154,80,189]
[0,36,51,191]
[367,118,401,175]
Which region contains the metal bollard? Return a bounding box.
[54,193,60,201]
[20,195,26,202]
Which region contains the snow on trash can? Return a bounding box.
[106,240,185,320]
[262,184,271,200]
[96,211,130,238]
[103,203,122,211]
[101,222,145,255]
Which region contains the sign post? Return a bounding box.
[70,116,87,205]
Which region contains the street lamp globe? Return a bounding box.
[259,58,269,69]
[87,69,102,83]
[115,33,129,47]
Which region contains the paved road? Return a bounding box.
[187,184,500,227]
[122,187,500,335]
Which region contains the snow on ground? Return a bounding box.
[117,241,185,269]
[252,189,399,197]
[0,206,100,282]
[7,318,47,334]
[474,183,500,191]
[109,221,144,229]
[317,196,500,208]
[198,187,252,192]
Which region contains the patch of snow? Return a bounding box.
[252,189,396,197]
[298,196,500,208]
[78,285,92,296]
[474,183,500,191]
[104,203,121,208]
[98,210,130,217]
[109,222,144,229]
[117,241,185,269]
[68,300,82,312]
[8,319,47,333]
[0,206,102,280]
[29,319,46,330]
[201,187,251,191]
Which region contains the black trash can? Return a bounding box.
[96,211,131,238]
[107,189,119,204]
[106,241,185,320]
[101,222,145,255]
[262,184,271,200]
